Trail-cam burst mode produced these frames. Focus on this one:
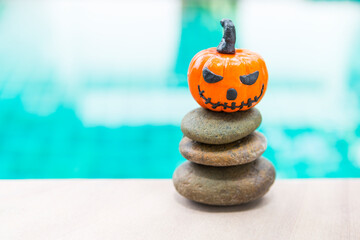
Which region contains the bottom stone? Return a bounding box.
[173,157,275,206]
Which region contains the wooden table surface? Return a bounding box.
[0,179,359,240]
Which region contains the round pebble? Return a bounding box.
[173,157,275,206]
[179,132,267,166]
[180,107,262,145]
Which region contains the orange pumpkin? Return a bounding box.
[188,19,268,112]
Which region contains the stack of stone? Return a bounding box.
[173,107,275,206]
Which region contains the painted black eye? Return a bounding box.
[202,67,223,83]
[240,71,259,85]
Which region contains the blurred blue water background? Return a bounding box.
[1,0,360,179]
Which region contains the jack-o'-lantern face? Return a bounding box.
[188,19,268,112]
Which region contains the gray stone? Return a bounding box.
[173,157,275,206]
[179,132,267,166]
[180,107,262,145]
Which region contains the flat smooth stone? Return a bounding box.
[179,132,267,166]
[180,107,262,145]
[173,157,275,206]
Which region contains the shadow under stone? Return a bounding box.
[174,192,270,213]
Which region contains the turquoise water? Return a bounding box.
[1,0,360,178]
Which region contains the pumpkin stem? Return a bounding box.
[216,19,236,54]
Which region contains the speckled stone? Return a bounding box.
[180,107,262,145]
[179,132,267,167]
[173,157,275,206]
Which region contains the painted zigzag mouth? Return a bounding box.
[198,84,264,110]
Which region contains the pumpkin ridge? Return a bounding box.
[204,55,220,70]
[188,49,217,77]
[190,54,214,82]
